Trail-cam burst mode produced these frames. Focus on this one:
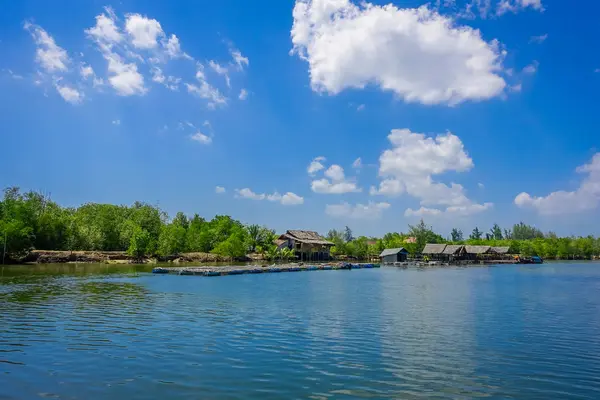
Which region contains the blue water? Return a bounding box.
[2,263,600,399]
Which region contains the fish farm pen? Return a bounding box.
[152,263,380,277]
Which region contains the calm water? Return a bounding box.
[2,263,600,399]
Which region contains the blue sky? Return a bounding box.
[1,0,600,238]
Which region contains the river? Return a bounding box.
[2,262,600,399]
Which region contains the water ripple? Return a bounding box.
[2,264,600,398]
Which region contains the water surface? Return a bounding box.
[2,263,600,399]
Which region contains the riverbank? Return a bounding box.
[14,250,237,265]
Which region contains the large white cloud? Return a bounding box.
[372,128,492,216]
[291,0,506,105]
[515,153,600,215]
[326,201,390,219]
[125,14,164,49]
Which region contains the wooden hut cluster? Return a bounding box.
[422,244,511,263]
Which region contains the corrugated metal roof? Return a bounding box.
[465,245,491,254]
[422,244,447,254]
[379,248,408,257]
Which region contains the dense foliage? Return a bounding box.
[2,188,600,262]
[0,188,275,261]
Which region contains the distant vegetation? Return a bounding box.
[328,221,600,260]
[1,187,599,262]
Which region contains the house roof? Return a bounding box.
[491,246,510,254]
[282,230,334,246]
[443,245,465,255]
[465,245,491,254]
[274,239,287,247]
[379,248,408,257]
[422,244,447,254]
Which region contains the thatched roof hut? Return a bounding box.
[422,244,447,254]
[490,246,510,254]
[465,245,491,255]
[279,230,334,246]
[443,245,466,255]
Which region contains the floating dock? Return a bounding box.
[153,263,380,277]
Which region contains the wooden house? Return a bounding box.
[422,244,447,260]
[380,248,409,264]
[464,245,492,261]
[443,245,466,261]
[277,230,334,261]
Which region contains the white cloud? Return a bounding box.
[24,22,70,74]
[236,188,265,200]
[307,156,326,176]
[379,128,474,178]
[356,104,365,112]
[324,165,345,181]
[405,202,493,217]
[239,88,248,100]
[370,179,404,196]
[326,201,390,219]
[215,186,226,194]
[509,83,522,93]
[311,179,361,194]
[85,7,123,44]
[55,84,83,104]
[478,182,485,189]
[125,14,164,49]
[151,66,165,83]
[112,119,121,125]
[530,34,548,44]
[236,188,303,205]
[522,61,538,75]
[404,207,442,217]
[374,128,491,214]
[163,34,191,59]
[352,157,362,169]
[186,63,227,108]
[209,60,230,87]
[106,52,146,95]
[190,131,212,144]
[80,64,94,79]
[311,160,361,194]
[515,153,600,215]
[186,82,226,108]
[291,0,506,106]
[497,0,544,15]
[230,48,249,71]
[4,69,24,80]
[86,10,146,96]
[281,192,305,205]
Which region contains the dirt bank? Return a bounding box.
[17,250,235,264]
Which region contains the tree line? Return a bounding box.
[0,187,286,262]
[2,187,600,262]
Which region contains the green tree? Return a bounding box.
[470,227,483,240]
[450,228,463,242]
[157,224,187,256]
[490,224,503,240]
[344,226,354,243]
[127,225,152,259]
[408,219,444,252]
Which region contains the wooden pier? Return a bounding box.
[153,263,380,277]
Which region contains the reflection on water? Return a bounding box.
[2,263,600,399]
